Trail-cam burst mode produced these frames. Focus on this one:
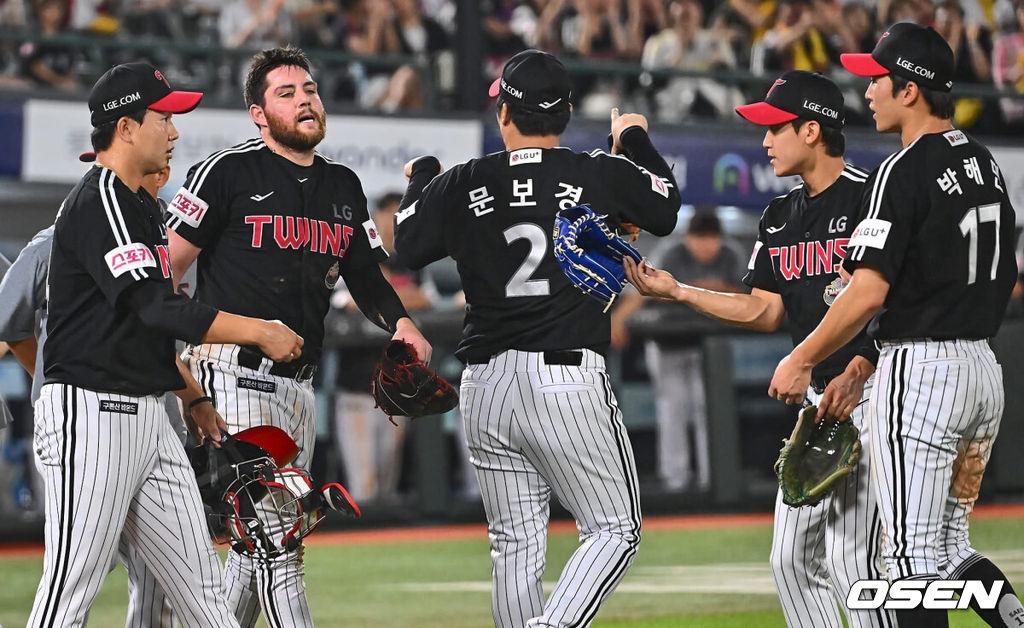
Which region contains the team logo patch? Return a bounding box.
[362,218,384,249]
[237,377,277,393]
[168,187,209,228]
[650,173,669,198]
[104,242,157,278]
[325,261,340,289]
[823,276,846,306]
[848,218,892,250]
[99,400,138,415]
[943,130,968,146]
[509,148,543,166]
[748,240,763,271]
[395,201,416,225]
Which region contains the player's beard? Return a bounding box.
[266,108,326,152]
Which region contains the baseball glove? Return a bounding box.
[371,339,458,421]
[775,403,861,507]
[553,204,643,310]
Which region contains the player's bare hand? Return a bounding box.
[259,320,304,362]
[403,156,444,181]
[394,317,432,364]
[624,257,679,300]
[769,353,811,405]
[816,372,864,422]
[186,400,228,445]
[610,108,648,154]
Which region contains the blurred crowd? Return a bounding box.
[1,0,1023,128]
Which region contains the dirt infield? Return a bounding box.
[4,502,1022,558]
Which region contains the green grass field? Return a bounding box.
[1,515,1021,627]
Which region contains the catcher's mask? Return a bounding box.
[187,427,330,560]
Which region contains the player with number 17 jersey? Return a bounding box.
[846,128,1016,340]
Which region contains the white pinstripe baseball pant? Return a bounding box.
[183,343,317,628]
[769,378,896,628]
[870,339,1003,581]
[29,384,238,628]
[460,349,642,628]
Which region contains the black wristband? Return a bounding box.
[189,396,213,409]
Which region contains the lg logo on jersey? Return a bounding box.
[847,579,1005,611]
[828,216,847,233]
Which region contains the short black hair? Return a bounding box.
[244,46,312,108]
[688,211,723,235]
[375,192,405,212]
[496,94,570,137]
[90,108,147,153]
[790,117,845,157]
[890,74,956,120]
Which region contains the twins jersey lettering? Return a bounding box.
[745,164,893,628]
[744,164,875,380]
[166,139,386,366]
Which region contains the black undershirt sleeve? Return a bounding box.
[343,263,410,333]
[121,281,219,345]
[400,156,442,210]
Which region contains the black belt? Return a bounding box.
[237,347,317,382]
[467,350,583,366]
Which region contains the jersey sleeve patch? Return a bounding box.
[395,201,416,226]
[167,187,209,228]
[362,218,384,249]
[650,172,669,198]
[849,218,892,250]
[104,242,157,278]
[748,240,763,270]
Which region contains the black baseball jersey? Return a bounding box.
[744,164,874,380]
[395,129,681,362]
[165,139,388,365]
[44,166,214,394]
[844,130,1018,340]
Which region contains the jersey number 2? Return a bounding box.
[503,224,550,297]
[958,203,1001,285]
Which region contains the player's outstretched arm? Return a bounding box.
[172,354,227,443]
[202,314,304,362]
[167,228,201,292]
[816,355,875,421]
[625,257,785,331]
[769,266,889,404]
[392,317,432,364]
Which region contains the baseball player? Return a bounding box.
[626,70,894,628]
[30,61,304,627]
[164,46,429,627]
[769,23,1024,628]
[0,166,194,628]
[393,49,681,628]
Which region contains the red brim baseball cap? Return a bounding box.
[840,53,889,77]
[735,101,798,126]
[149,90,203,115]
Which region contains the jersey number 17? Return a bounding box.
[958,203,1002,285]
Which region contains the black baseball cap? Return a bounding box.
[841,22,954,92]
[735,70,845,128]
[488,50,572,113]
[88,62,203,127]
